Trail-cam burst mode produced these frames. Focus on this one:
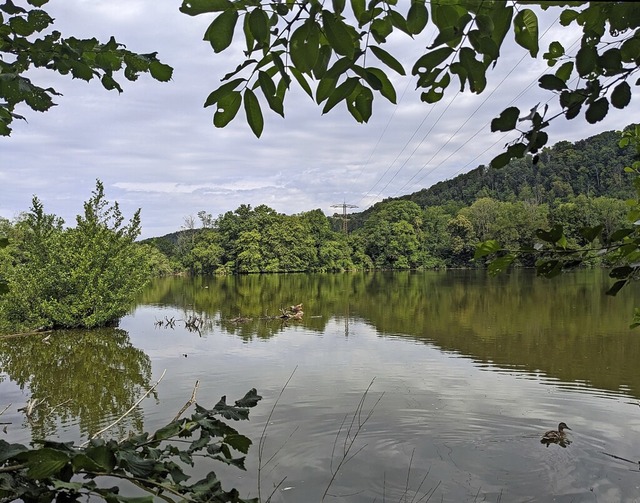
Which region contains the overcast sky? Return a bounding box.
[1,1,637,239]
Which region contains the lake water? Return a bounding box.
[1,270,640,502]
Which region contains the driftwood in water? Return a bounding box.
[279,303,303,320]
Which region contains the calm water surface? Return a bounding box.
[2,270,640,502]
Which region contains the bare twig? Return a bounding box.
[83,369,166,445]
[601,451,639,466]
[322,378,384,501]
[0,404,11,416]
[48,399,72,416]
[258,366,297,503]
[18,397,47,419]
[0,330,53,340]
[172,380,200,422]
[264,475,288,503]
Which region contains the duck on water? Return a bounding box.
[541,422,572,447]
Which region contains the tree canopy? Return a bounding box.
[181,0,639,167]
[3,1,639,169]
[0,0,172,135]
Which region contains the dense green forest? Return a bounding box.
[145,126,636,274]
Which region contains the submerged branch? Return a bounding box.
[83,369,166,445]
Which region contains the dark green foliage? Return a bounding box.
[0,389,262,503]
[0,1,173,135]
[183,0,640,168]
[0,181,152,330]
[402,128,637,209]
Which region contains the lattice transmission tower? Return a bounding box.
[331,202,358,234]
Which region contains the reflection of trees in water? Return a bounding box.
[141,271,640,400]
[0,328,152,438]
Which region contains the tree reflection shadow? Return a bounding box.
[0,328,152,438]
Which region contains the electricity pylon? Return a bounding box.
[331,202,358,234]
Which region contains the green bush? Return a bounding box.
[0,181,151,330]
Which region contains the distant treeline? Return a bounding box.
[145,127,636,274]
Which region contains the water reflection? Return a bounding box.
[0,328,152,439]
[139,270,640,401]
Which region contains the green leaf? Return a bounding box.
[289,67,313,98]
[350,84,373,122]
[321,10,355,58]
[235,388,262,408]
[369,46,405,75]
[621,38,640,63]
[21,448,70,479]
[407,2,428,34]
[609,228,634,242]
[323,77,359,113]
[116,451,157,478]
[365,67,396,103]
[203,78,244,108]
[609,266,634,280]
[543,40,564,60]
[149,61,173,82]
[578,225,603,243]
[585,97,609,124]
[290,22,320,74]
[421,88,445,103]
[204,9,238,53]
[555,61,573,82]
[598,48,622,74]
[487,254,515,276]
[611,81,631,109]
[84,444,116,472]
[536,259,562,278]
[559,8,579,26]
[248,8,269,43]
[225,433,252,454]
[351,0,365,23]
[539,74,566,91]
[213,91,241,127]
[371,16,393,43]
[0,440,29,463]
[180,0,232,15]
[536,224,564,244]
[606,279,627,296]
[490,142,527,168]
[153,421,182,441]
[490,107,519,132]
[474,240,502,259]
[412,47,453,75]
[243,89,264,137]
[459,47,486,93]
[332,0,346,15]
[575,44,597,77]
[513,9,539,57]
[316,76,337,103]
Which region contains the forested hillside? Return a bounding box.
[346,128,636,232]
[146,126,637,274]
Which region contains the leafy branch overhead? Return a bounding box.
[182,0,640,164]
[0,0,173,135]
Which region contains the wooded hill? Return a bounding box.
[145,126,637,274]
[344,128,637,232]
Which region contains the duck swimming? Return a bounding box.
[541,422,572,446]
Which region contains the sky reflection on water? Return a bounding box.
[1,271,640,502]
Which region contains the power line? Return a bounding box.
[361,12,566,204]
